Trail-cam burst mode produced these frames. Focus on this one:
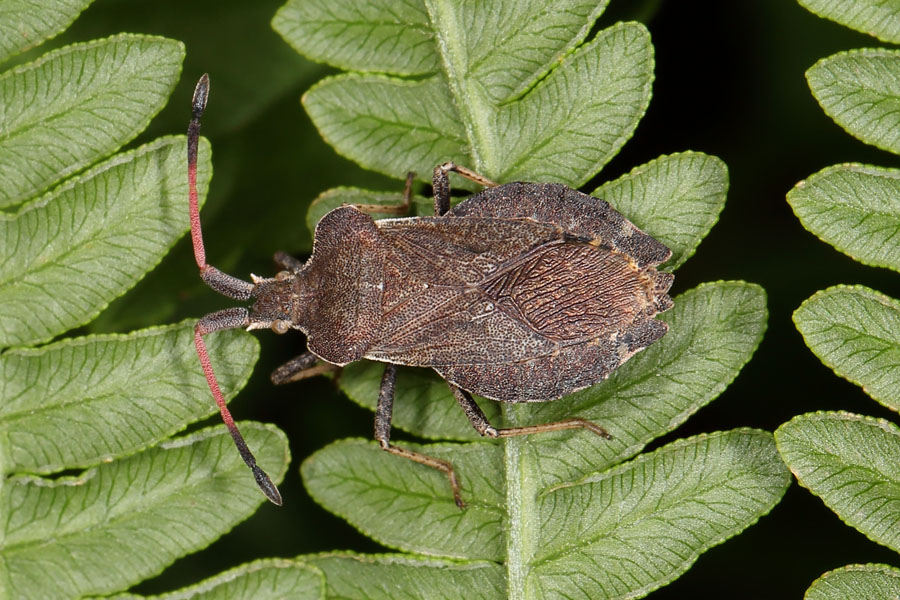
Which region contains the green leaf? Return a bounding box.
[788,163,900,272]
[303,430,788,599]
[776,412,900,554]
[0,0,93,64]
[306,553,504,600]
[0,135,211,348]
[275,0,612,93]
[271,0,439,75]
[300,73,467,182]
[0,33,184,209]
[594,151,729,270]
[794,285,900,412]
[798,0,900,45]
[805,564,900,600]
[101,559,323,600]
[807,49,900,155]
[284,3,652,186]
[303,440,505,560]
[0,321,258,474]
[529,429,788,600]
[0,423,290,599]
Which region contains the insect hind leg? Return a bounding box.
[351,171,415,216]
[449,385,612,440]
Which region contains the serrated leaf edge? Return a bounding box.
[793,284,900,407]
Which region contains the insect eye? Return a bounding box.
[271,319,290,334]
[274,270,291,282]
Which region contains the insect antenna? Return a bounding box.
[187,73,282,506]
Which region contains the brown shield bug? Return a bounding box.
[187,74,674,507]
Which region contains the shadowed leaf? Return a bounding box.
[0,0,93,64]
[799,0,900,45]
[100,559,323,600]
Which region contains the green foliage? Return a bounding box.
[0,137,211,347]
[777,413,900,553]
[0,35,184,209]
[306,553,503,599]
[0,322,257,473]
[303,430,787,599]
[274,2,782,598]
[2,424,289,599]
[799,0,900,45]
[794,286,900,413]
[0,1,792,598]
[101,559,323,600]
[807,49,900,155]
[788,164,900,272]
[0,0,93,64]
[784,4,900,597]
[0,6,284,598]
[593,151,728,270]
[805,564,900,600]
[275,0,651,186]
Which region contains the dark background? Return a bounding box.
[42,0,900,597]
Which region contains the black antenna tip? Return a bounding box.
[192,73,209,119]
[252,465,283,506]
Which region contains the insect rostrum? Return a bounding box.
[187,74,674,507]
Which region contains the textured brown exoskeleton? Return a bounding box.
[187,74,674,507]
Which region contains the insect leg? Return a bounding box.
[352,171,415,216]
[270,352,338,384]
[448,385,498,436]
[450,385,612,441]
[431,162,498,216]
[195,308,283,506]
[375,364,465,508]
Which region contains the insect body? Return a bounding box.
[188,74,674,507]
